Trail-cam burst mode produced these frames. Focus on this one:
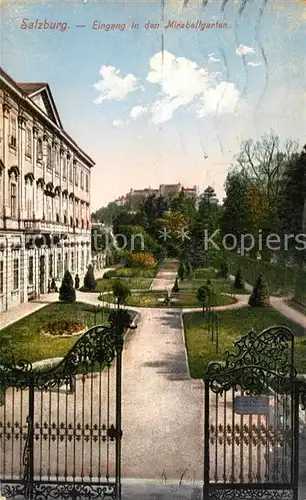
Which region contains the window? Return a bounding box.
[47,145,52,170]
[13,258,19,290]
[71,252,74,272]
[51,146,56,169]
[28,256,34,285]
[80,171,84,190]
[57,253,62,278]
[49,254,53,278]
[85,174,89,193]
[25,129,32,157]
[81,250,84,271]
[25,184,32,219]
[37,138,43,162]
[69,160,73,183]
[36,186,43,219]
[10,183,17,218]
[55,151,60,175]
[0,260,3,294]
[63,157,67,179]
[46,196,52,221]
[74,166,78,186]
[10,117,17,148]
[64,253,68,271]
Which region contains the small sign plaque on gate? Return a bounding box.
[234,396,269,414]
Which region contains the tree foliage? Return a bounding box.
[59,270,76,302]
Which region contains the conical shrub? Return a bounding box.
[59,270,76,302]
[248,274,270,307]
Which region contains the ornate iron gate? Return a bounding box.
[0,315,127,499]
[203,325,306,500]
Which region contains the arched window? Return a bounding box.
[47,144,52,170]
[10,182,17,218]
[37,138,43,162]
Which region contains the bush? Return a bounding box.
[234,268,244,289]
[196,284,213,308]
[112,280,131,306]
[178,261,187,280]
[248,274,270,307]
[172,277,179,293]
[59,270,76,302]
[108,309,133,331]
[126,252,157,268]
[219,261,229,279]
[84,264,97,290]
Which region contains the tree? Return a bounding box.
[196,284,212,315]
[234,268,244,289]
[186,261,193,278]
[172,277,179,293]
[59,270,76,302]
[112,281,131,307]
[74,274,80,290]
[178,261,187,280]
[248,274,270,307]
[277,145,306,265]
[84,264,97,290]
[219,261,229,279]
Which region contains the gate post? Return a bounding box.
[293,381,300,500]
[203,379,210,499]
[114,321,124,500]
[23,375,35,499]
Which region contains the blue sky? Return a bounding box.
[2,0,306,209]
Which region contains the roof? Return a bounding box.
[0,67,94,167]
[18,82,48,94]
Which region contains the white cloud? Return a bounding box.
[94,65,140,103]
[209,55,220,62]
[145,51,239,124]
[196,82,240,116]
[113,119,124,127]
[130,105,148,119]
[247,61,262,67]
[236,44,256,56]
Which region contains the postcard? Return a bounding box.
[0,0,305,499]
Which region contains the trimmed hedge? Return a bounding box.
[225,251,303,297]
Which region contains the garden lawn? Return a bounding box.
[179,277,247,295]
[183,307,306,378]
[117,290,236,308]
[94,277,153,292]
[0,302,111,364]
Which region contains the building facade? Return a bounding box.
[0,68,95,312]
[116,184,198,211]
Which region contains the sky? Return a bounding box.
[1,0,306,210]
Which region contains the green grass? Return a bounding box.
[0,302,112,364]
[112,290,236,308]
[193,267,218,279]
[92,277,153,292]
[179,277,247,295]
[183,307,306,378]
[105,267,157,278]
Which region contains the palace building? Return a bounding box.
[0,67,95,312]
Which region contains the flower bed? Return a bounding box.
[42,319,86,337]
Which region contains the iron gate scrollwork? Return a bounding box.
[0,310,131,499]
[203,325,304,500]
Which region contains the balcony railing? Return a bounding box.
[23,219,69,233]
